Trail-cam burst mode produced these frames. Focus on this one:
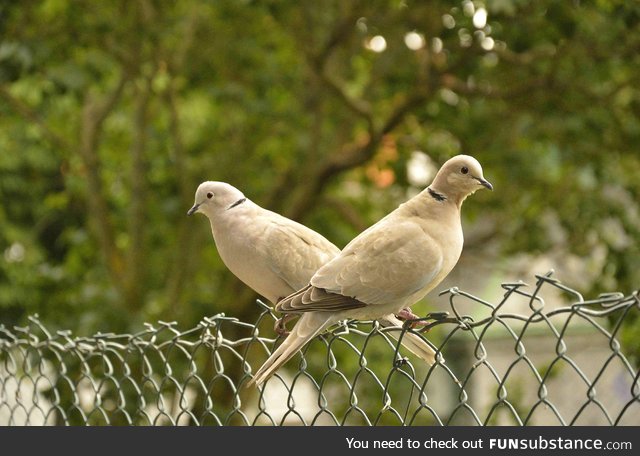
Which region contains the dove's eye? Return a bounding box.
[207,192,214,199]
[461,166,469,174]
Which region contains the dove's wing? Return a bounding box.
[314,220,443,304]
[278,219,443,313]
[260,217,340,294]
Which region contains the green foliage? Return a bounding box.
[0,0,638,362]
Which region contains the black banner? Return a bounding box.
[0,426,637,455]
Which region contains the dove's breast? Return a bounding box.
[403,205,465,302]
[209,213,294,304]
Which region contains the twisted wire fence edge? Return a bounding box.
[1,271,639,426]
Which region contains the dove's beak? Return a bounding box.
[187,203,201,216]
[477,178,493,191]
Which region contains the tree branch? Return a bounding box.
[318,70,373,123]
[322,195,369,235]
[440,73,551,100]
[284,90,428,221]
[78,71,128,290]
[125,76,151,311]
[268,3,430,223]
[313,4,363,67]
[0,85,72,152]
[163,77,201,316]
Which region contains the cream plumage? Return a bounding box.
[188,181,439,385]
[250,155,492,386]
[187,181,339,304]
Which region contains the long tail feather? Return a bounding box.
[378,314,439,365]
[249,312,335,387]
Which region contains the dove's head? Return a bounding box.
[430,155,492,203]
[187,181,247,217]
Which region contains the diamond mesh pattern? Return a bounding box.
[1,272,638,425]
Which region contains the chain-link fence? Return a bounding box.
[1,272,639,426]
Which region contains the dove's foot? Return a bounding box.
[403,311,462,333]
[396,308,459,331]
[397,308,421,321]
[274,314,296,336]
[396,308,429,330]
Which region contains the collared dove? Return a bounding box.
[250,155,492,386]
[187,182,438,377]
[187,181,339,305]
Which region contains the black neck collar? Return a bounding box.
[427,187,446,202]
[227,197,247,210]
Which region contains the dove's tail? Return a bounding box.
[378,315,439,366]
[249,312,334,388]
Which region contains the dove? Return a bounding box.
[250,155,492,386]
[187,182,438,375]
[187,181,339,306]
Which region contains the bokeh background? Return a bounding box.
[1,0,639,366]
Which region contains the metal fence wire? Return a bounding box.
[1,271,639,426]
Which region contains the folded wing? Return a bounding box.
[277,220,443,313]
[261,217,340,293]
